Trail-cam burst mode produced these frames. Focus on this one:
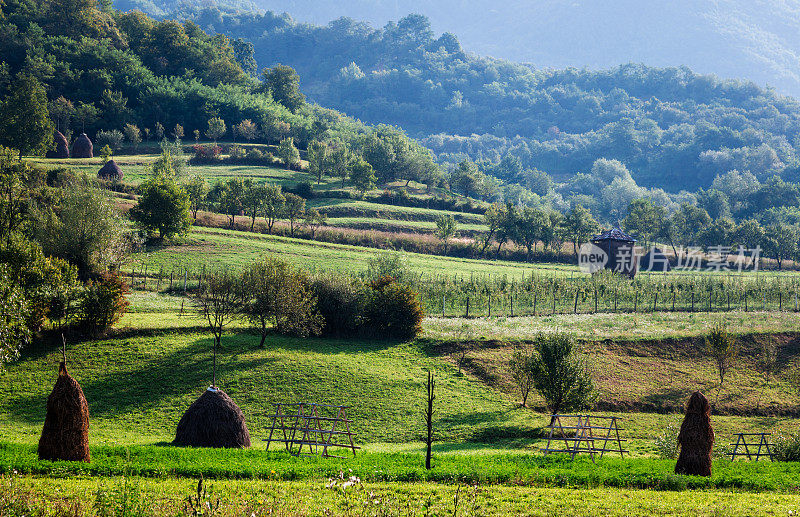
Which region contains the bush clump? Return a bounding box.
[773,431,800,461]
[366,277,424,340]
[77,272,130,334]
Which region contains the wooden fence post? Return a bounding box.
[465,297,470,318]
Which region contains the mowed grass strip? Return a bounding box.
[6,475,800,516]
[126,226,573,277]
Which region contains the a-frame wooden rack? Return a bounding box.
[729,433,774,461]
[542,414,627,462]
[264,403,360,458]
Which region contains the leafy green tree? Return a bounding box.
[329,145,354,187]
[205,117,226,143]
[262,185,285,234]
[304,208,327,239]
[153,122,165,140]
[123,123,141,150]
[622,198,666,249]
[34,179,128,279]
[515,207,549,261]
[731,219,764,251]
[480,203,505,254]
[665,203,712,256]
[242,179,267,231]
[435,214,457,253]
[241,258,323,344]
[706,323,738,403]
[96,129,123,150]
[450,159,484,198]
[563,204,599,256]
[306,140,329,184]
[0,75,54,158]
[259,65,306,112]
[283,192,306,236]
[185,175,207,221]
[129,154,192,240]
[0,264,30,368]
[208,178,244,228]
[763,223,799,269]
[233,119,258,142]
[531,333,594,419]
[277,137,301,168]
[172,123,184,141]
[350,158,377,195]
[49,96,75,133]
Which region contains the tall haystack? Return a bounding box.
[46,131,70,158]
[38,362,90,462]
[71,133,93,158]
[174,387,251,448]
[98,159,123,180]
[675,391,713,476]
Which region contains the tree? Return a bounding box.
[277,137,300,169]
[205,117,226,143]
[49,96,75,133]
[515,207,549,261]
[563,204,599,256]
[129,154,192,240]
[96,129,124,150]
[233,119,258,142]
[0,75,54,158]
[622,198,665,249]
[509,346,536,407]
[172,123,184,141]
[350,159,377,195]
[242,180,266,231]
[306,140,329,184]
[259,65,305,112]
[435,214,457,253]
[763,223,799,270]
[208,179,244,228]
[283,192,305,236]
[329,145,354,187]
[191,270,242,387]
[0,264,30,368]
[240,258,323,345]
[73,102,98,133]
[531,333,594,420]
[153,122,165,140]
[665,204,712,256]
[706,322,738,403]
[481,203,505,254]
[304,208,327,239]
[123,123,141,150]
[262,185,285,234]
[185,175,207,221]
[34,179,128,279]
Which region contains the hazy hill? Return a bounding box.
[256,0,800,98]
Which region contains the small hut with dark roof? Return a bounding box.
[38,362,91,462]
[591,226,638,278]
[71,133,93,158]
[46,131,70,159]
[174,387,251,448]
[98,160,123,181]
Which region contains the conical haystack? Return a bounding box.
[71,133,93,158]
[174,387,251,448]
[98,159,123,180]
[675,391,713,476]
[46,131,70,158]
[38,362,90,462]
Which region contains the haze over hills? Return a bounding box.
[254,0,800,98]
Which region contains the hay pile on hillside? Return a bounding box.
[46,131,70,158]
[674,391,713,476]
[98,159,122,180]
[71,133,93,158]
[174,388,251,448]
[37,362,90,462]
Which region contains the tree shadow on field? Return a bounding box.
[257,331,403,354]
[7,333,278,424]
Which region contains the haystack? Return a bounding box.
[98,159,123,180]
[675,391,713,476]
[38,362,90,462]
[46,131,70,158]
[174,387,251,448]
[71,133,93,158]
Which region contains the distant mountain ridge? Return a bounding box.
[253,0,800,98]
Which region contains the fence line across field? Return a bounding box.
[124,262,800,317]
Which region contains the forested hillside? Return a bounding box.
[178,8,800,194]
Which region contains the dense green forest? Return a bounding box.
[173,8,800,195]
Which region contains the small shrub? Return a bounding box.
[773,431,800,461]
[654,422,679,459]
[366,276,424,340]
[295,181,314,199]
[95,129,124,150]
[77,272,130,334]
[228,145,246,160]
[311,275,369,336]
[190,144,222,164]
